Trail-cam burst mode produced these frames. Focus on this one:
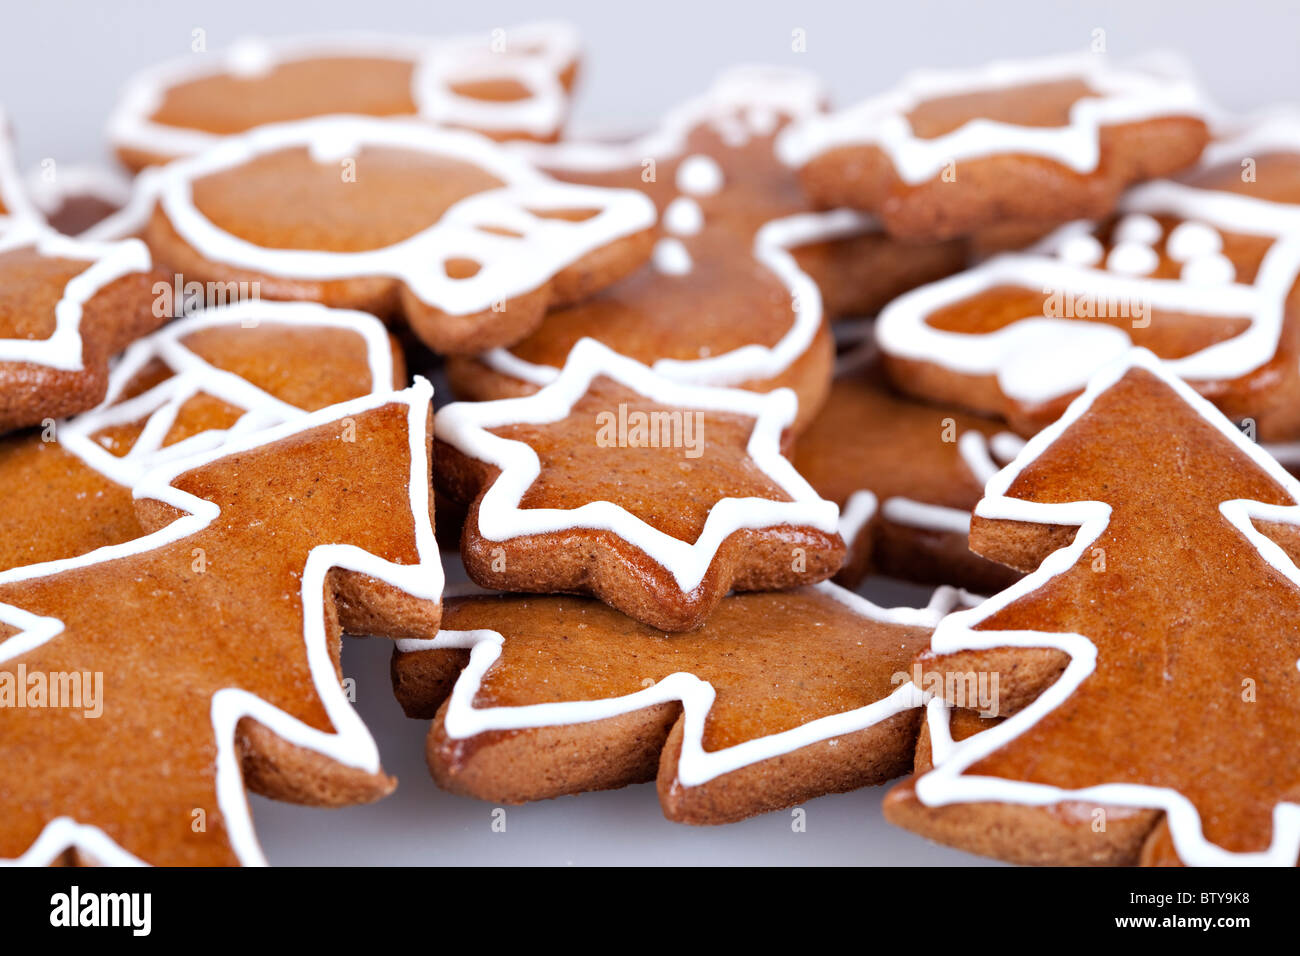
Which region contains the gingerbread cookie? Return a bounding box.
[109,22,581,170]
[885,349,1300,865]
[0,300,403,574]
[2,378,441,866]
[449,67,966,433]
[792,340,1023,592]
[777,53,1211,240]
[25,163,131,237]
[0,221,165,433]
[875,114,1300,439]
[435,338,844,631]
[142,116,655,354]
[392,583,965,823]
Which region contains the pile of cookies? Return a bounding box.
[3,22,1299,867]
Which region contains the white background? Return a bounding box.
[6,0,1290,864]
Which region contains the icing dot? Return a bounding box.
[1112,213,1163,246]
[1058,233,1105,267]
[1106,241,1160,277]
[652,238,692,275]
[676,154,725,196]
[1180,253,1236,285]
[663,197,704,236]
[1165,221,1223,262]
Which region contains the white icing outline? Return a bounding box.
[395,581,964,787]
[481,67,879,389]
[412,21,579,138]
[775,52,1209,182]
[915,347,1300,866]
[59,300,396,489]
[837,489,878,551]
[0,220,152,372]
[872,431,1023,538]
[106,22,580,161]
[875,123,1300,405]
[1199,109,1300,171]
[435,337,840,592]
[1,376,441,867]
[153,115,654,318]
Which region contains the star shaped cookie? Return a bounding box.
[435,338,845,631]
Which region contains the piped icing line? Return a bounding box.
[1,377,441,867]
[57,300,395,492]
[411,21,580,138]
[837,489,878,552]
[875,176,1300,405]
[874,431,1022,536]
[395,580,957,788]
[154,115,655,317]
[435,337,841,593]
[913,347,1300,866]
[880,498,974,536]
[1198,108,1300,171]
[106,23,580,160]
[775,51,1209,181]
[0,220,152,372]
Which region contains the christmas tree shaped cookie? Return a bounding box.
[436,338,844,631]
[886,349,1300,865]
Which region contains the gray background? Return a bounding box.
[1,0,1296,167]
[5,1,1291,865]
